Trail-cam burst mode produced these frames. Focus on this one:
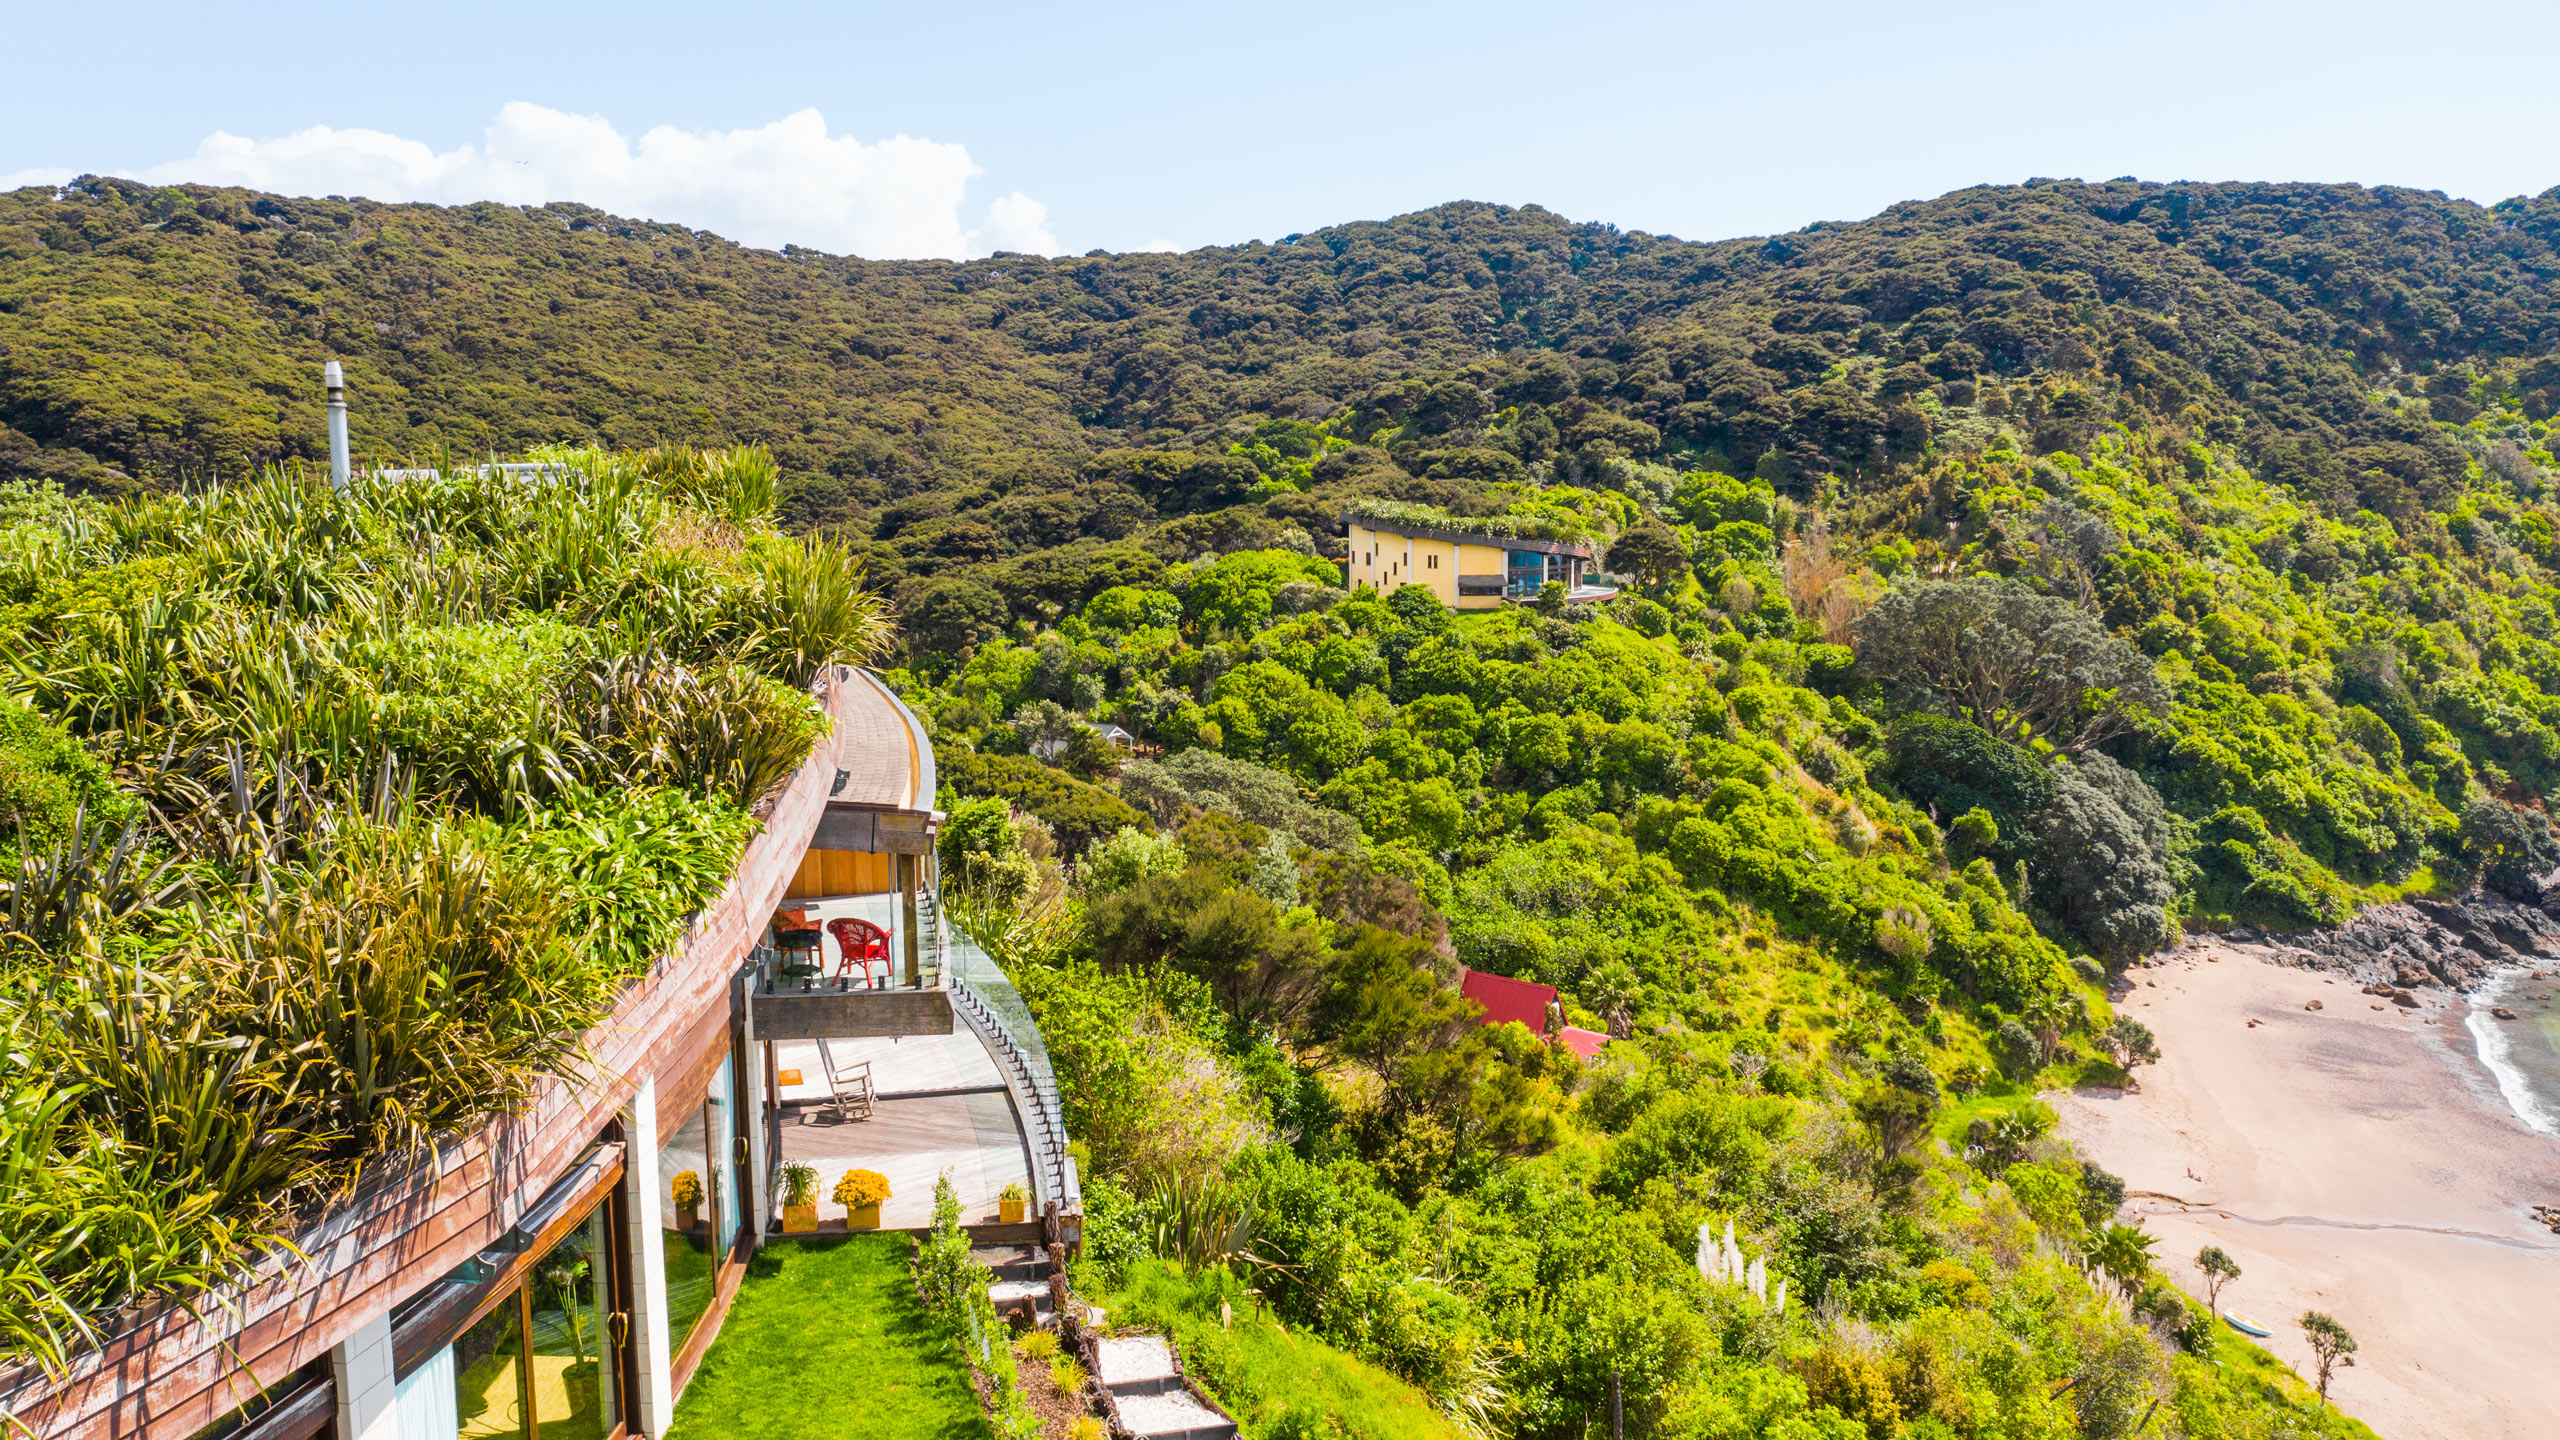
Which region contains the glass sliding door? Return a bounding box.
[656,1047,744,1361]
[706,1056,739,1248]
[657,1098,716,1353]
[426,1192,625,1440]
[452,1296,527,1440]
[527,1203,619,1440]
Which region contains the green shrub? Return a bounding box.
[493,787,756,978]
[0,698,130,863]
[941,750,1147,854]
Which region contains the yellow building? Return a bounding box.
[1343,512,1613,610]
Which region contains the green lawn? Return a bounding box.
[669,1236,988,1440]
[1097,1261,1463,1440]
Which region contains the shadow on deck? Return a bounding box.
[761,1033,1036,1236]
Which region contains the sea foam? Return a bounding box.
[2464,967,2560,1138]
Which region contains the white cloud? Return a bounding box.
[124,103,1051,260]
[968,191,1059,257]
[2,167,75,192]
[1137,238,1181,253]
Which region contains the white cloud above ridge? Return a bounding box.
[119,103,1054,261]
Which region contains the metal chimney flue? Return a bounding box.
[323,360,350,492]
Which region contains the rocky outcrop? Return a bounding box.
[2220,891,2560,992]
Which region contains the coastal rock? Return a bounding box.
[2495,1006,2521,1020]
[2229,890,2560,992]
[2305,999,2323,1010]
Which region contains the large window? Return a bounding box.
[656,1052,739,1358]
[406,1197,620,1440]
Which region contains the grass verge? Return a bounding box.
[1096,1260,1462,1440]
[670,1235,989,1440]
[2174,1331,2386,1440]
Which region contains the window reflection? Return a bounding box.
[527,1204,617,1440]
[452,1296,525,1440]
[437,1194,621,1440]
[656,1052,738,1356]
[658,1109,714,1352]
[707,1057,737,1246]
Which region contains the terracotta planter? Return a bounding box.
[849,1202,883,1231]
[782,1204,818,1233]
[674,1202,699,1233]
[999,1197,1026,1225]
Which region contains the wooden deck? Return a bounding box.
[768,1033,1030,1231]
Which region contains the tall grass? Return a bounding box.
[0,444,893,1374]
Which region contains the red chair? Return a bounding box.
[827,917,894,988]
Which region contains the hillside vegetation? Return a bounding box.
[12,174,2560,1436]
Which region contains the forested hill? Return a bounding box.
[16,177,2560,1432]
[13,176,2560,541]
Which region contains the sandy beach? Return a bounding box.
[2049,943,2560,1439]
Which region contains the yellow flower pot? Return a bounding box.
[849,1202,882,1231]
[999,1197,1027,1225]
[782,1204,817,1233]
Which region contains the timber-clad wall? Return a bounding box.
[0,671,863,1440]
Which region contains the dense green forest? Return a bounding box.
[12,173,2560,1436]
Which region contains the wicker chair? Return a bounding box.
[827,916,894,988]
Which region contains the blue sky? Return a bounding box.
[9,0,2560,259]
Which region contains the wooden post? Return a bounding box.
[1610,1371,1622,1440]
[898,852,920,987]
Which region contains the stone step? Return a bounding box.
[972,1244,1048,1281]
[1094,1333,1181,1395]
[987,1277,1053,1325]
[1113,1389,1235,1440]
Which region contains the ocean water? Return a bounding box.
[2465,966,2560,1138]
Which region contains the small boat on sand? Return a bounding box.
[2224,1311,2272,1337]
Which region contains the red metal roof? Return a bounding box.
[1461,968,1556,1033]
[1558,1026,1610,1061]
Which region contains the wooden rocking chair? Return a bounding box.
[817,1038,875,1122]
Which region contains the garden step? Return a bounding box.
[972,1245,1047,1281]
[1113,1389,1235,1440]
[1094,1334,1179,1394]
[986,1278,1057,1329]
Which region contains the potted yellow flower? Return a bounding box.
[998,1180,1028,1225]
[670,1170,704,1233]
[779,1162,820,1233]
[835,1168,891,1230]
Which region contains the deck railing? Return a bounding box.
[747,939,940,994]
[935,881,1081,1217]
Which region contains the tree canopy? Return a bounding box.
[1854,577,2166,753]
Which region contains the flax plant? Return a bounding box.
[0,443,894,1375]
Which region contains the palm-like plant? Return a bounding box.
[2083,1221,2159,1290]
[742,533,894,688]
[2023,991,2079,1065]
